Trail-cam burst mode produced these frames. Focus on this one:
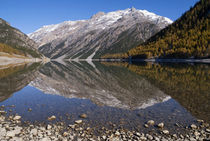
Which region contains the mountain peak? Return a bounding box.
[91,12,105,19]
[28,8,173,59]
[131,7,136,12]
[0,18,10,26]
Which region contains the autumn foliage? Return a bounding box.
[102,0,210,59]
[0,43,25,56]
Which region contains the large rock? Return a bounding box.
[0,128,6,137]
[30,129,38,136]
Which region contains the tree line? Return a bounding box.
[101,0,209,59]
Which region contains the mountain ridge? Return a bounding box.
[28,8,172,59]
[102,0,209,59]
[0,18,42,58]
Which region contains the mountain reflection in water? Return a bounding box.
[31,61,170,110]
[0,63,41,102]
[0,61,209,131]
[105,62,210,123]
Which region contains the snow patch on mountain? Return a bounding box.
[28,7,173,46]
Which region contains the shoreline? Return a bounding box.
[131,58,210,63]
[0,56,50,66]
[0,109,209,141]
[97,58,210,63]
[56,58,210,64]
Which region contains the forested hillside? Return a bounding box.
[102,0,209,59]
[0,43,25,56]
[0,18,42,58]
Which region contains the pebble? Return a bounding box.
[157,123,164,128]
[63,132,68,137]
[194,131,200,137]
[14,127,22,134]
[115,131,120,136]
[180,134,184,139]
[0,111,209,141]
[206,129,210,133]
[41,137,50,141]
[13,115,21,120]
[28,108,32,112]
[140,136,147,140]
[47,131,51,136]
[1,105,5,108]
[135,132,141,137]
[147,120,155,126]
[154,136,160,141]
[69,124,75,129]
[6,131,16,137]
[197,119,204,123]
[144,124,149,128]
[162,130,169,135]
[147,134,153,140]
[47,115,56,121]
[0,111,6,114]
[0,116,5,122]
[172,134,177,138]
[0,128,6,137]
[75,120,83,124]
[161,137,168,141]
[86,127,90,131]
[79,114,87,118]
[30,129,38,136]
[102,135,106,139]
[189,137,196,141]
[191,124,197,129]
[47,124,52,130]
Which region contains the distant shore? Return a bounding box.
[0,56,50,66]
[98,58,210,63]
[132,58,210,63]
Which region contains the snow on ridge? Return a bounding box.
[28,7,173,44]
[28,20,84,37]
[163,17,173,24]
[30,8,172,35]
[138,9,173,23]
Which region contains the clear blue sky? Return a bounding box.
[0,0,199,34]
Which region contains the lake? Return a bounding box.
[0,61,209,135]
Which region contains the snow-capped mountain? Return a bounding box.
[29,8,173,59]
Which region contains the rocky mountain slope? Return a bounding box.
[30,61,170,109]
[0,18,42,58]
[104,0,209,59]
[28,8,172,59]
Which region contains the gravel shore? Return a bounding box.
[0,109,209,141]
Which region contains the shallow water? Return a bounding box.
[0,61,209,134]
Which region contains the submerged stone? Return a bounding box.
[157,123,164,128]
[48,115,56,121]
[75,120,83,124]
[147,120,155,126]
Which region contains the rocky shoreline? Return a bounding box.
[0,109,209,141]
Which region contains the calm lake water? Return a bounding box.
[0,61,209,134]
